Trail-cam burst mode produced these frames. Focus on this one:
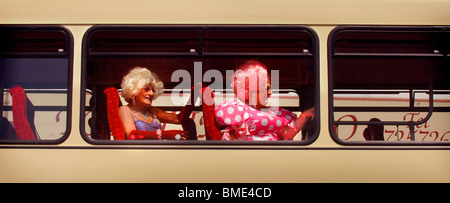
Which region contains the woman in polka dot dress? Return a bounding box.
[215,61,315,141]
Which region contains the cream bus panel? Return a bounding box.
[1,0,450,25]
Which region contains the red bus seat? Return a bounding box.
[104,86,125,140]
[200,86,222,140]
[9,85,37,140]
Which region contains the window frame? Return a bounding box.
[0,25,74,145]
[80,25,320,146]
[328,25,450,146]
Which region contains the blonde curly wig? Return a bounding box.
[121,67,164,104]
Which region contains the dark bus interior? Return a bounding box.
[329,26,450,143]
[0,26,72,142]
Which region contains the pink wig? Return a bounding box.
[231,60,271,104]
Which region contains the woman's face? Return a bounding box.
[135,84,155,107]
[250,83,271,107]
[238,80,271,108]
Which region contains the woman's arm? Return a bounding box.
[150,106,180,124]
[279,107,315,140]
[152,85,199,124]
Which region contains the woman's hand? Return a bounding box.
[279,107,315,140]
[301,107,315,119]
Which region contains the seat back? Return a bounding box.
[201,87,222,140]
[104,86,125,140]
[9,85,37,140]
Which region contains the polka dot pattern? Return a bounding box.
[215,99,297,141]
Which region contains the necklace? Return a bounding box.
[133,106,151,121]
[138,111,150,121]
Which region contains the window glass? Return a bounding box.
[329,26,450,144]
[0,26,73,143]
[82,25,319,145]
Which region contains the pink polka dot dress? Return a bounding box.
[215,99,298,141]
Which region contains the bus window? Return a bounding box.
[81,25,319,145]
[329,26,450,145]
[0,26,73,144]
